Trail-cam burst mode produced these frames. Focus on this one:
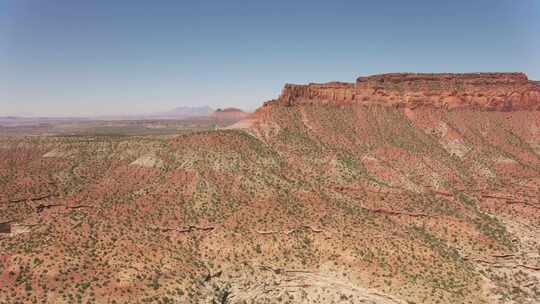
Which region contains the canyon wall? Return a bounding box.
[264,73,540,111]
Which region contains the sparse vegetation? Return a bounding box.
[1,101,539,303]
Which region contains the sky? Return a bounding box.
[1,0,539,117]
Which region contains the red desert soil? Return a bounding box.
[0,73,539,304]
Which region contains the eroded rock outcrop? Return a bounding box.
[211,107,249,120]
[263,73,540,111]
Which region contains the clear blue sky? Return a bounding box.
[1,0,539,116]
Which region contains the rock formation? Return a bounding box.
[263,73,540,111]
[2,72,540,304]
[211,107,249,120]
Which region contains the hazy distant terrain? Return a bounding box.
[95,106,215,120]
[0,107,247,136]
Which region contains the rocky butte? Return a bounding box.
[263,72,540,111]
[211,107,248,120]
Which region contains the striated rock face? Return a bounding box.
[264,73,540,111]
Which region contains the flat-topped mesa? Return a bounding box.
[277,82,355,106]
[264,73,540,111]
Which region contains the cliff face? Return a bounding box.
[265,73,540,111]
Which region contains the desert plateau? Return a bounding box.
[1,73,540,303]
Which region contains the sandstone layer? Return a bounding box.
[264,73,540,111]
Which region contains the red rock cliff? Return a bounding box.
[264,73,540,111]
